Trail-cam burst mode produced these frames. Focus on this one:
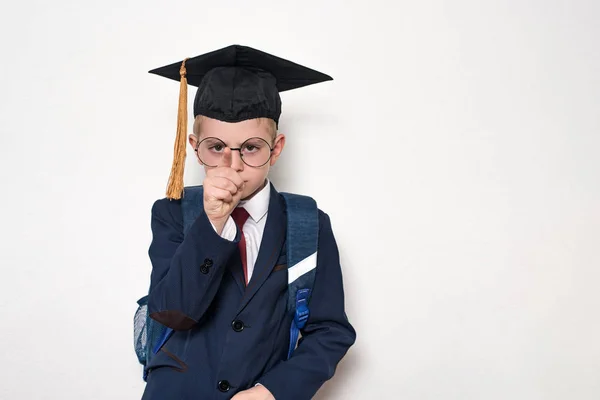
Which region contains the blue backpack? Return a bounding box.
[134,186,319,380]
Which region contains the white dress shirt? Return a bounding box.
[212,179,271,283]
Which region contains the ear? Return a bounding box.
[269,133,286,166]
[188,134,198,149]
[189,134,202,165]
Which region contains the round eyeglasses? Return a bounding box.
[194,137,274,168]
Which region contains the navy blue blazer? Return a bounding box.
[142,183,356,400]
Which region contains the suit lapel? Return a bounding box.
[237,183,286,312]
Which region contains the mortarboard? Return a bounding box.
[149,44,333,200]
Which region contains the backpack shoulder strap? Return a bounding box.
[181,185,204,235]
[280,192,319,359]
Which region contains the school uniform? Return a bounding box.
[141,44,355,399]
[141,180,356,400]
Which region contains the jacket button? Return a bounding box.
[217,380,231,392]
[204,258,214,267]
[200,264,209,274]
[232,320,244,332]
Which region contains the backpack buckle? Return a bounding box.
[294,289,311,329]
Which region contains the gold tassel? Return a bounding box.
[166,58,190,200]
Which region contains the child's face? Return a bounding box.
[189,117,285,200]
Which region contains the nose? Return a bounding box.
[230,149,244,171]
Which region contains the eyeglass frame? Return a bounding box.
[193,136,275,168]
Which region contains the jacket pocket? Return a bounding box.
[158,347,188,372]
[146,332,190,373]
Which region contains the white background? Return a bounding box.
[1,0,599,399]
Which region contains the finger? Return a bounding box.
[219,147,232,168]
[209,176,239,195]
[209,168,244,189]
[206,173,243,192]
[232,182,245,201]
[206,186,233,203]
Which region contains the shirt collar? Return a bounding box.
[238,178,270,223]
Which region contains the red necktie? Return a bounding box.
[231,207,251,285]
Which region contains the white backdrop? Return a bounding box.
[1,0,599,399]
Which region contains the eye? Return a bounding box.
[242,139,265,153]
[243,143,262,153]
[210,144,224,152]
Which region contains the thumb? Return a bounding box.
[220,147,232,168]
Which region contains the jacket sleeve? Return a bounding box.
[147,198,240,331]
[257,211,357,400]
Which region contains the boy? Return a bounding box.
[142,45,355,400]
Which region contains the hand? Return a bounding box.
[231,385,275,400]
[203,148,245,233]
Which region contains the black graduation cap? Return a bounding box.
[149,44,333,200]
